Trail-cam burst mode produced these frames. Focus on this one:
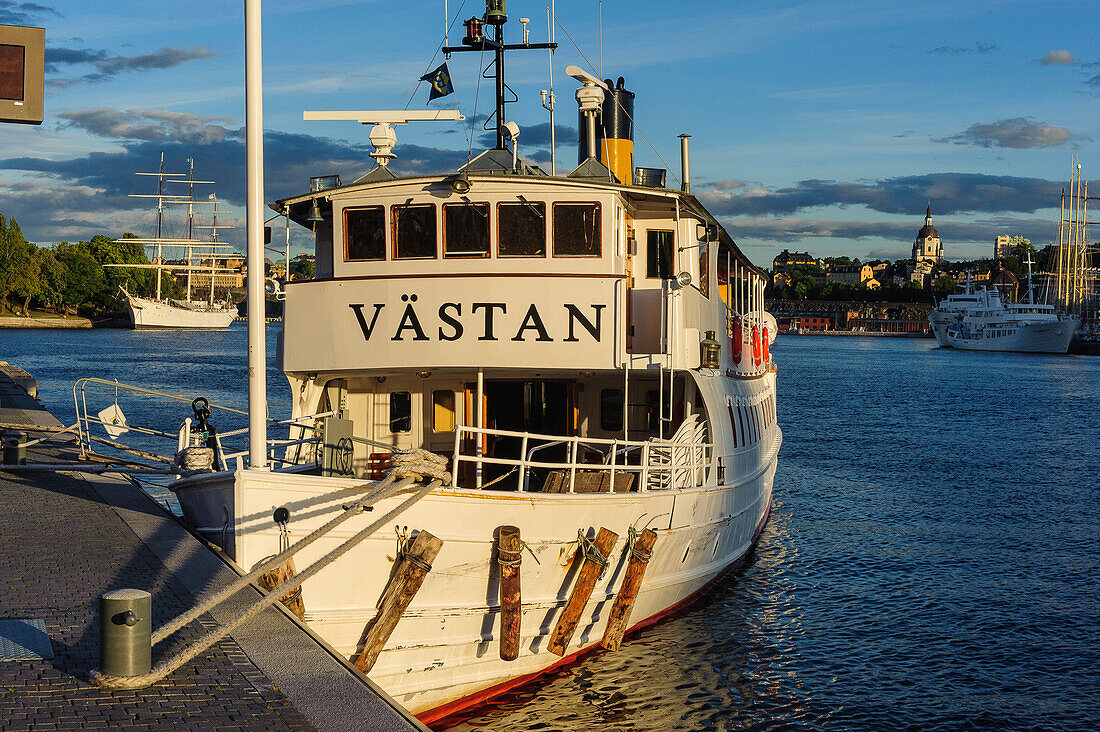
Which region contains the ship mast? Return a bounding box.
[443,0,557,150]
[155,152,164,301]
[186,159,194,301]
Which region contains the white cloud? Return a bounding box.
[1037,50,1075,66]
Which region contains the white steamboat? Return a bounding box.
[171,8,780,723]
[934,258,1076,353]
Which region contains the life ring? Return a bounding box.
[762,326,770,363]
[752,325,762,367]
[731,316,742,365]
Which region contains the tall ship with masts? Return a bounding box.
[113,154,238,330]
[1047,159,1097,335]
[168,3,780,722]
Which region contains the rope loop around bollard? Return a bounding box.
[497,546,522,568]
[400,550,434,573]
[576,528,610,578]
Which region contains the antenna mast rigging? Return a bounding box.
[443,0,557,150]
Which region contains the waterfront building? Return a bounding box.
[773,249,821,272]
[826,263,875,286]
[987,260,1020,302]
[189,255,246,290]
[912,203,943,264]
[994,235,1028,261]
[909,259,935,288]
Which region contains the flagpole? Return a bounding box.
[245,0,268,469]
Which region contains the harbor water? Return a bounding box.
[5,326,1098,730]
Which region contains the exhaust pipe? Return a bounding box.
[679,133,691,193]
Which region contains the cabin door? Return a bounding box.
[464,380,574,489]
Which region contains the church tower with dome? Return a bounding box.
[912,202,943,263]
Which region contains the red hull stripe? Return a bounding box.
[419,500,774,727]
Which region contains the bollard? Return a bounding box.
[2,430,27,465]
[99,589,152,678]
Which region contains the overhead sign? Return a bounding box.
[0,24,44,125]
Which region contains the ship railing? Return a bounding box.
[72,377,330,472]
[450,425,713,493]
[214,411,339,470]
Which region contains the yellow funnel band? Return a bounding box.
[600,137,634,185]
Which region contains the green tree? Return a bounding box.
[11,244,43,315]
[933,274,957,298]
[0,214,35,315]
[291,255,315,279]
[1002,239,1036,277]
[54,242,105,315]
[83,233,157,311]
[33,248,68,311]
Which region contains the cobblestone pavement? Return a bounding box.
[0,465,317,731]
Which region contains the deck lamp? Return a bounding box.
[449,173,472,194]
[700,330,721,370]
[462,17,484,45]
[675,271,693,288]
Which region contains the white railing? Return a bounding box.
[72,377,332,472]
[450,424,713,493]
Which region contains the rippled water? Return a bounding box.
[6,328,1099,730]
[435,336,1100,730]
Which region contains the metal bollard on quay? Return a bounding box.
[2,430,27,465]
[99,589,152,678]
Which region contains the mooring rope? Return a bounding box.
[576,528,611,578]
[498,539,540,568]
[626,525,653,563]
[0,422,80,448]
[91,448,450,689]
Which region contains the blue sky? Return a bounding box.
[0,0,1096,267]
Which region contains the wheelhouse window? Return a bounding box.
[344,206,386,261]
[444,203,490,257]
[498,202,546,256]
[600,389,624,432]
[553,203,601,257]
[393,203,437,259]
[390,392,412,433]
[647,230,674,278]
[698,240,710,297]
[432,390,455,432]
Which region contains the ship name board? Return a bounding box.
[348,297,606,343]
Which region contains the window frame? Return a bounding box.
[599,388,624,432]
[342,205,387,262]
[551,201,603,258]
[442,201,491,258]
[697,239,710,297]
[646,229,675,279]
[389,391,412,434]
[390,202,438,260]
[431,390,456,433]
[496,200,547,258]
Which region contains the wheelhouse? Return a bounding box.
[273,170,773,494]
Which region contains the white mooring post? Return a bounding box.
[245,0,268,469]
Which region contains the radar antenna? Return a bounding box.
[302,110,465,167]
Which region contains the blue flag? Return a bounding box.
[420,62,454,102]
